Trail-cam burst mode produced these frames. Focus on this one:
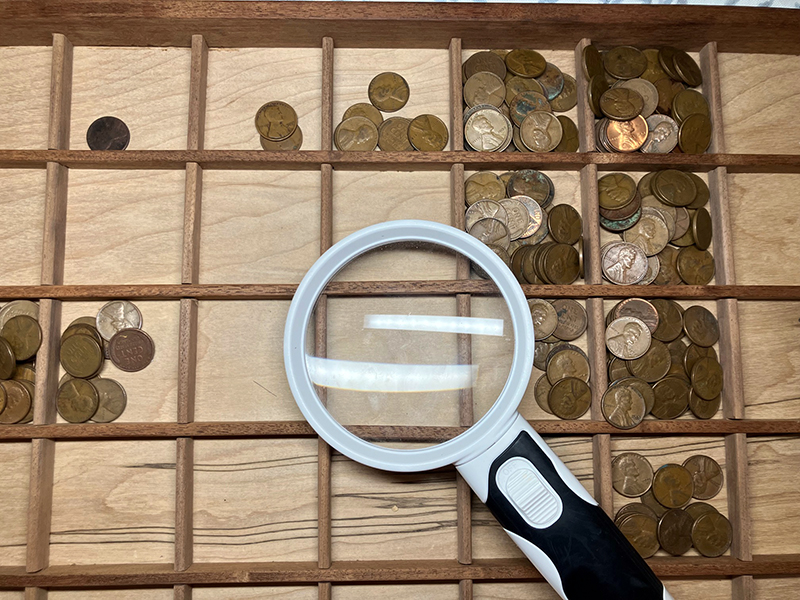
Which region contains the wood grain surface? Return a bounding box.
[0,170,46,285]
[0,47,51,149]
[0,443,30,566]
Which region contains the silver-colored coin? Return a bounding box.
[602,241,649,284]
[512,195,544,239]
[468,218,510,250]
[0,300,39,328]
[623,207,670,256]
[96,300,143,342]
[618,78,659,118]
[606,316,652,360]
[641,195,677,239]
[463,103,502,125]
[641,114,679,153]
[465,108,511,152]
[466,200,508,232]
[498,197,530,240]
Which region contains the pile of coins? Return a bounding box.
[530,299,592,419]
[255,100,303,151]
[461,50,578,152]
[57,300,155,423]
[602,299,722,428]
[0,301,42,424]
[599,170,714,286]
[334,72,448,152]
[86,116,131,151]
[613,452,732,557]
[582,44,711,154]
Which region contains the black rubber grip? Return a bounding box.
[486,431,664,600]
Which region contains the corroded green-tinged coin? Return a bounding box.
[505,49,546,78]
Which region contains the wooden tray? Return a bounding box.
[0,2,799,599]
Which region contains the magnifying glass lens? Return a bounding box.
[304,241,515,449]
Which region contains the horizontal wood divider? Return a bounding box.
[0,555,798,587]
[2,149,800,173]
[2,419,799,441]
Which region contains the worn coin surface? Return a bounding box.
[549,73,577,112]
[510,90,551,125]
[255,101,297,141]
[469,217,510,250]
[641,49,670,85]
[613,452,654,497]
[548,204,582,245]
[677,246,715,285]
[335,116,379,151]
[651,376,691,419]
[687,173,710,209]
[692,207,713,251]
[604,46,647,80]
[598,173,637,210]
[465,171,505,205]
[504,75,544,106]
[0,380,30,424]
[614,298,659,334]
[658,47,682,80]
[12,362,36,383]
[641,489,668,518]
[653,464,694,508]
[624,207,670,256]
[463,50,507,80]
[618,513,660,558]
[86,116,130,150]
[691,357,724,400]
[90,377,128,423]
[666,338,689,377]
[493,198,525,240]
[528,299,558,341]
[602,242,649,285]
[672,89,710,123]
[618,78,659,118]
[535,62,565,100]
[600,87,644,121]
[0,300,39,328]
[534,374,553,414]
[109,329,155,372]
[653,247,682,286]
[692,512,732,557]
[513,195,545,239]
[548,377,591,420]
[0,383,6,416]
[602,384,646,429]
[683,305,719,347]
[343,103,383,128]
[465,108,510,152]
[260,125,303,151]
[554,115,579,152]
[613,376,656,415]
[466,200,507,232]
[60,333,104,378]
[654,77,686,115]
[672,50,703,87]
[658,508,694,555]
[464,72,506,108]
[588,74,610,117]
[408,114,449,151]
[507,170,554,206]
[97,300,143,342]
[1,315,42,361]
[678,113,712,154]
[0,337,15,379]
[605,116,648,152]
[651,299,684,342]
[689,389,721,419]
[57,378,99,423]
[582,44,604,79]
[606,316,651,360]
[551,299,587,341]
[617,502,658,522]
[683,455,724,500]
[543,243,581,284]
[627,339,671,382]
[505,49,546,78]
[368,72,410,112]
[685,501,719,522]
[641,114,678,153]
[653,170,697,207]
[520,111,562,152]
[374,117,411,152]
[547,348,591,384]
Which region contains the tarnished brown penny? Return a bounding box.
[605,116,648,152]
[618,78,659,118]
[507,170,554,207]
[86,116,130,150]
[658,508,694,555]
[0,336,15,380]
[623,207,670,256]
[582,44,604,80]
[1,315,42,361]
[666,338,689,378]
[551,299,587,342]
[587,74,610,118]
[672,89,709,124]
[466,200,507,233]
[614,298,659,334]
[464,51,507,81]
[375,116,412,152]
[683,305,719,347]
[651,299,684,342]
[617,502,658,523]
[0,380,30,424]
[691,357,724,401]
[465,171,505,206]
[548,204,582,245]
[335,116,379,151]
[685,501,719,522]
[408,114,449,151]
[543,243,580,285]
[657,47,682,80]
[608,357,630,383]
[535,62,565,101]
[57,378,99,423]
[550,73,577,112]
[554,116,579,152]
[641,49,670,85]
[547,348,591,385]
[600,87,644,121]
[653,170,696,207]
[548,377,591,420]
[683,455,724,500]
[612,377,656,415]
[653,246,682,286]
[505,49,546,78]
[368,72,410,112]
[604,46,647,80]
[687,173,710,209]
[673,207,692,241]
[606,316,651,360]
[651,376,691,419]
[534,374,553,415]
[343,103,383,128]
[653,464,694,508]
[618,513,660,558]
[464,72,505,108]
[692,207,713,250]
[90,377,128,423]
[470,218,510,250]
[599,173,637,210]
[599,191,641,222]
[528,299,558,341]
[689,389,721,420]
[12,362,36,383]
[684,343,717,376]
[654,78,686,116]
[627,339,671,383]
[640,489,668,518]
[692,512,732,557]
[109,329,155,372]
[533,340,553,371]
[602,385,646,430]
[520,111,562,152]
[677,246,715,285]
[672,50,703,87]
[260,125,303,151]
[60,333,104,379]
[255,101,297,141]
[678,113,712,154]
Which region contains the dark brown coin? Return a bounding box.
[614,298,659,334]
[1,315,42,361]
[677,246,715,285]
[678,113,712,154]
[653,464,694,508]
[651,299,684,342]
[683,305,719,347]
[689,389,721,420]
[0,336,17,379]
[618,513,660,558]
[685,501,719,522]
[627,339,671,383]
[608,357,630,383]
[86,116,130,150]
[62,323,104,348]
[684,343,718,375]
[672,50,703,87]
[12,362,36,383]
[692,207,713,250]
[604,46,647,80]
[260,125,303,151]
[90,377,128,423]
[653,246,683,286]
[554,115,579,152]
[683,455,724,500]
[598,173,637,211]
[653,170,697,207]
[640,489,668,518]
[666,338,689,378]
[551,299,587,342]
[0,380,31,424]
[598,190,641,222]
[611,377,656,415]
[588,74,610,118]
[657,47,682,80]
[17,379,34,424]
[602,384,646,430]
[534,374,553,415]
[582,44,604,80]
[463,51,507,81]
[600,87,645,121]
[505,49,546,78]
[368,72,410,112]
[548,377,591,420]
[543,243,580,285]
[612,452,654,497]
[57,378,99,423]
[658,508,694,555]
[616,502,658,522]
[548,204,582,245]
[692,512,732,557]
[691,357,724,401]
[651,376,691,419]
[60,333,104,379]
[108,329,155,372]
[546,348,590,384]
[686,173,710,209]
[654,78,685,115]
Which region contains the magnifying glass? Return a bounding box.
[284,220,672,600]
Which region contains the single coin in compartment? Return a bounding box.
[368,72,410,112]
[255,101,298,141]
[86,116,130,150]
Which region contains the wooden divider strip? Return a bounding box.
[174,584,192,600]
[47,33,72,151]
[175,437,194,572]
[449,38,463,152]
[187,35,209,152]
[574,39,595,153]
[321,37,334,152]
[24,588,47,600]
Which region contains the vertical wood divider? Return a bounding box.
[27,33,73,581]
[449,38,463,152]
[24,589,47,600]
[574,39,595,153]
[174,584,192,600]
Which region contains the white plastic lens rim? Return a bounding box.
[283,220,534,472]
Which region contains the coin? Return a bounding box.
[617,502,658,522]
[683,305,719,348]
[551,299,587,342]
[0,383,6,416]
[335,116,379,151]
[469,217,510,250]
[652,247,681,286]
[600,88,644,121]
[260,125,303,151]
[109,329,155,372]
[466,200,507,232]
[602,242,649,285]
[587,74,610,118]
[682,455,724,500]
[604,46,647,80]
[533,340,553,371]
[605,116,648,152]
[255,101,297,141]
[614,298,659,334]
[464,72,505,108]
[63,323,103,348]
[672,89,710,124]
[60,333,104,379]
[505,49,546,78]
[641,114,678,153]
[606,316,651,360]
[549,73,577,112]
[343,103,383,128]
[535,62,565,101]
[599,191,641,222]
[623,207,670,256]
[504,75,544,106]
[463,51,507,80]
[554,116,579,152]
[684,346,715,379]
[658,47,682,81]
[507,170,554,207]
[602,385,646,429]
[618,78,659,118]
[685,501,719,522]
[0,380,31,424]
[658,508,694,555]
[582,44,604,79]
[86,116,130,150]
[473,244,511,280]
[641,49,670,85]
[520,111,562,152]
[90,377,128,423]
[666,338,688,378]
[612,376,656,415]
[548,204,582,245]
[96,300,143,342]
[692,512,732,557]
[465,108,510,152]
[408,114,449,151]
[548,377,591,420]
[654,77,685,115]
[57,378,99,423]
[368,72,409,112]
[641,489,668,518]
[618,513,660,558]
[612,452,654,497]
[12,362,36,383]
[465,171,505,206]
[0,300,39,328]
[672,50,703,87]
[534,374,553,414]
[543,243,580,285]
[653,464,694,509]
[1,315,42,361]
[547,348,590,384]
[528,299,558,341]
[0,336,15,380]
[627,339,671,383]
[651,376,691,419]
[689,389,721,419]
[678,113,712,154]
[598,173,636,210]
[653,170,696,207]
[651,299,684,342]
[489,198,522,240]
[677,246,715,285]
[692,208,713,251]
[691,357,724,401]
[687,173,710,209]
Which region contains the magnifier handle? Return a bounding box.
[456,413,672,600]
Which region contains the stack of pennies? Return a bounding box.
[599,170,714,285]
[57,300,155,424]
[583,44,711,154]
[529,299,591,420]
[602,299,723,428]
[613,452,732,558]
[464,169,584,284]
[462,50,578,152]
[255,101,303,151]
[0,300,42,424]
[334,72,449,152]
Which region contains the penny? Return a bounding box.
[672,207,692,241]
[368,72,409,112]
[687,173,710,209]
[86,116,130,150]
[57,378,99,423]
[666,338,689,378]
[691,207,713,251]
[96,300,143,342]
[641,114,678,153]
[0,380,31,424]
[637,172,656,198]
[534,374,553,415]
[683,455,724,500]
[582,44,604,80]
[512,195,544,239]
[612,376,656,415]
[504,75,544,106]
[90,377,128,423]
[658,508,694,555]
[1,315,42,361]
[627,339,671,383]
[519,111,562,153]
[547,204,582,245]
[653,247,682,286]
[692,512,732,557]
[684,343,717,376]
[60,333,104,379]
[0,383,6,416]
[617,502,658,522]
[0,336,15,380]
[497,198,527,240]
[0,300,39,328]
[637,255,660,286]
[651,376,691,419]
[335,116,379,151]
[677,246,715,285]
[689,389,721,419]
[683,305,719,348]
[653,170,696,207]
[542,243,580,285]
[685,501,719,522]
[533,340,553,371]
[528,299,558,341]
[551,299,587,342]
[604,46,647,80]
[614,298,659,334]
[598,173,637,210]
[505,49,546,78]
[109,329,155,372]
[548,377,591,420]
[463,51,507,81]
[62,323,103,349]
[641,489,668,518]
[641,48,670,85]
[587,75,610,118]
[465,171,505,206]
[606,316,651,360]
[608,357,630,383]
[464,72,506,108]
[672,89,709,124]
[507,170,554,207]
[547,348,590,384]
[613,453,654,497]
[343,103,383,128]
[465,108,510,152]
[671,50,703,87]
[618,78,659,118]
[12,362,36,383]
[651,299,685,342]
[605,116,648,152]
[678,113,712,154]
[255,101,297,141]
[671,219,696,247]
[549,73,577,112]
[554,115,579,152]
[600,87,644,121]
[469,218,510,250]
[602,242,649,285]
[535,62,565,101]
[658,47,682,81]
[602,384,646,429]
[466,200,508,232]
[260,125,303,151]
[654,77,685,115]
[472,243,511,280]
[691,357,724,401]
[623,207,670,256]
[618,513,660,558]
[408,114,449,151]
[653,464,694,509]
[599,191,641,222]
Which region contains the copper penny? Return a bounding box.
[602,385,646,430]
[548,377,591,420]
[605,116,648,152]
[57,378,99,423]
[86,116,130,150]
[683,305,719,347]
[627,339,671,383]
[651,376,691,419]
[618,513,660,558]
[651,299,684,342]
[689,389,721,420]
[653,464,694,508]
[640,489,668,518]
[109,329,155,372]
[691,357,724,401]
[0,380,30,424]
[676,246,715,285]
[658,508,694,555]
[691,512,732,557]
[683,455,724,500]
[614,298,659,334]
[616,502,658,523]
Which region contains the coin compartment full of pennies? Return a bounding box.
[1,2,799,597]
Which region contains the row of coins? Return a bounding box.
[255,101,304,151]
[599,170,714,286]
[613,453,731,557]
[583,44,711,154]
[0,301,44,424]
[602,299,722,428]
[461,50,578,152]
[333,72,448,152]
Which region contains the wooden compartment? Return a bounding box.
[0,2,799,599]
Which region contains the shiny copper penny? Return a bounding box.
[108,329,155,372]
